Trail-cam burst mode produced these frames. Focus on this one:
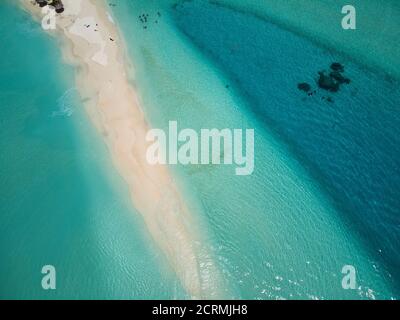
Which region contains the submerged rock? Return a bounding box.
[297,82,312,93]
[298,62,350,100]
[330,71,350,84]
[317,71,339,92]
[326,96,334,103]
[330,62,344,72]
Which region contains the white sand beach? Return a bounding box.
[20,0,222,299]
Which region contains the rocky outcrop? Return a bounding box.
[35,0,64,13]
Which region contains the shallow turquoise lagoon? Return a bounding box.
[0,1,185,299]
[0,0,398,300]
[111,0,398,299]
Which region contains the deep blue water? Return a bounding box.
[172,0,400,293]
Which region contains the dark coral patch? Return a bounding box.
[330,62,344,72]
[330,71,350,84]
[317,71,340,92]
[297,62,352,104]
[297,82,312,93]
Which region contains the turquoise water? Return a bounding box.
[170,0,400,295]
[0,1,186,299]
[212,0,400,79]
[1,0,398,299]
[111,0,398,299]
